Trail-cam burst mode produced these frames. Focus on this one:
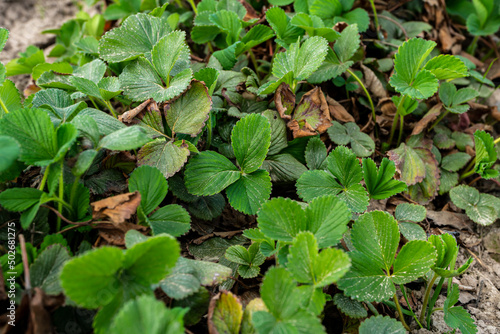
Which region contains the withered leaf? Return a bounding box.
[91,191,142,224]
[95,222,148,246]
[288,86,331,138]
[327,96,355,123]
[119,99,152,124]
[412,103,442,135]
[208,291,243,334]
[361,64,387,99]
[274,83,295,121]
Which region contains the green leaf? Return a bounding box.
[99,13,171,62]
[32,62,73,81]
[395,203,426,222]
[333,293,367,319]
[32,88,86,124]
[119,57,192,103]
[450,185,500,226]
[334,24,360,63]
[165,81,211,137]
[287,232,351,287]
[0,136,20,172]
[0,28,8,52]
[209,10,242,46]
[0,108,59,166]
[160,257,232,299]
[226,169,272,215]
[110,295,186,334]
[128,165,169,216]
[444,284,477,334]
[123,234,180,286]
[359,316,406,334]
[362,158,407,200]
[423,54,468,80]
[328,122,374,157]
[232,114,271,173]
[0,80,23,116]
[209,291,243,334]
[474,130,498,179]
[60,246,124,308]
[225,243,265,278]
[389,38,438,99]
[441,152,471,172]
[194,68,220,96]
[290,14,339,42]
[272,36,329,82]
[6,46,45,76]
[387,142,426,186]
[99,126,151,151]
[305,137,327,170]
[392,240,437,283]
[240,25,275,54]
[185,151,241,195]
[147,204,191,237]
[265,7,304,49]
[138,139,190,179]
[30,244,70,295]
[262,154,308,182]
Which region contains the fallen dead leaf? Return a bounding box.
[95,222,148,246]
[119,99,152,123]
[361,64,387,99]
[412,103,442,135]
[426,210,471,231]
[91,191,141,224]
[327,96,355,123]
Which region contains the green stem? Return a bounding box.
[369,0,379,32]
[57,161,64,232]
[249,50,260,78]
[346,68,377,135]
[393,293,411,331]
[494,136,500,144]
[426,276,445,329]
[38,165,50,191]
[388,95,406,147]
[431,307,444,313]
[88,96,99,110]
[187,0,197,15]
[478,58,497,94]
[0,97,9,114]
[467,35,479,55]
[419,274,438,324]
[400,284,423,328]
[104,100,118,119]
[366,302,379,316]
[397,114,404,146]
[459,157,476,180]
[428,109,449,132]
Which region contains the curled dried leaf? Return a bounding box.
[288,86,331,138]
[91,191,142,224]
[274,82,295,121]
[412,103,442,135]
[327,96,355,123]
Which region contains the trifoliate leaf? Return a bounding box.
[32,88,86,125]
[389,38,438,99]
[138,139,190,178]
[99,13,171,62]
[327,122,375,157]
[208,291,243,334]
[147,204,191,237]
[450,185,500,226]
[225,243,265,278]
[359,316,406,334]
[423,54,468,80]
[98,126,151,151]
[185,151,241,195]
[362,158,407,200]
[30,244,70,295]
[128,165,168,216]
[287,232,351,287]
[338,211,437,301]
[333,293,367,319]
[110,295,186,334]
[226,169,271,215]
[0,80,23,116]
[231,113,271,174]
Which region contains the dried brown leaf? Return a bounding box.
[361,64,387,99]
[412,103,442,135]
[91,191,141,224]
[326,96,355,123]
[287,87,331,138]
[274,82,295,121]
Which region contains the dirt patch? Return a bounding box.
[0,0,78,89]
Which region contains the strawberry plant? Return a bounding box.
[2,0,499,333]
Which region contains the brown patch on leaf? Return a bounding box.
[412,103,442,135]
[208,291,243,334]
[327,96,355,123]
[274,83,295,121]
[287,87,331,138]
[91,191,141,224]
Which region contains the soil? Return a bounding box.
[1,1,499,334]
